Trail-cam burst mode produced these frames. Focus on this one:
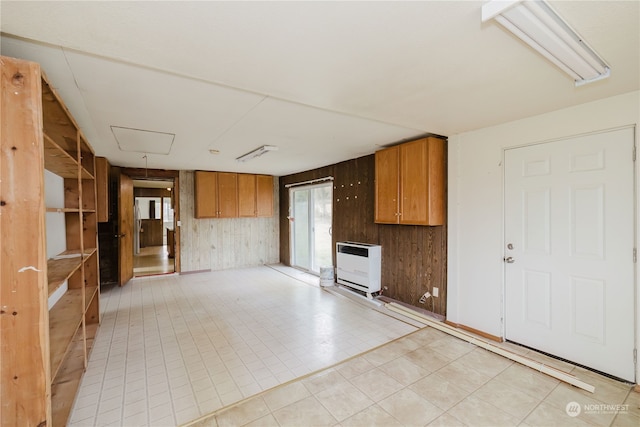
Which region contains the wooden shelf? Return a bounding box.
[2,56,101,427]
[46,207,80,213]
[49,289,83,380]
[41,78,79,155]
[51,327,85,427]
[47,251,86,297]
[43,134,79,179]
[85,286,98,311]
[81,167,95,180]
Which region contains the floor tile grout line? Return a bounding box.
[180,326,431,426]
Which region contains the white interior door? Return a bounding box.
[504,127,635,381]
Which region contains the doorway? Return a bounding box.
[289,182,333,274]
[503,127,636,381]
[133,179,176,277]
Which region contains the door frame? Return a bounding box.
[501,126,637,381]
[120,168,181,274]
[288,181,334,274]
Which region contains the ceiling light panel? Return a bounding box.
[482,0,610,86]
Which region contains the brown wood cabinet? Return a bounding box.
[195,171,273,218]
[375,137,445,225]
[256,175,274,217]
[1,55,100,427]
[194,171,239,218]
[238,173,257,217]
[194,170,217,218]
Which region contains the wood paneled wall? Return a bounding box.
[280,152,448,316]
[179,171,280,272]
[140,219,163,247]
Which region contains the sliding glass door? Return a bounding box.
[290,182,333,274]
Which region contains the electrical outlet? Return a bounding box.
[419,291,431,304]
[433,287,439,297]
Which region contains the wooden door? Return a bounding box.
[238,174,257,217]
[505,128,635,381]
[217,172,238,218]
[374,146,400,223]
[118,173,134,286]
[194,171,217,218]
[256,175,274,217]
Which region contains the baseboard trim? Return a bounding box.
[179,269,212,275]
[444,320,503,343]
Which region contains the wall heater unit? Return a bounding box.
[336,241,381,298]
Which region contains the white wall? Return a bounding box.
[447,91,640,343]
[44,169,66,258]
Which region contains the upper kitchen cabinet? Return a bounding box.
[375,137,445,226]
[256,175,274,217]
[195,171,273,219]
[194,171,238,218]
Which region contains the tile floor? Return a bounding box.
[190,327,638,427]
[69,264,638,427]
[68,265,416,426]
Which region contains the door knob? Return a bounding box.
[504,256,515,263]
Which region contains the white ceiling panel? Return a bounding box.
[1,1,638,176]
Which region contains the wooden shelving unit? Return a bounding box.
[1,55,101,426]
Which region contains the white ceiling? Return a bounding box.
[1,1,638,176]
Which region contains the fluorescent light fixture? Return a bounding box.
[236,145,278,162]
[482,0,610,86]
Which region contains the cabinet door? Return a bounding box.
[217,172,238,218]
[400,139,429,225]
[238,174,257,217]
[194,171,217,218]
[375,146,400,223]
[256,175,274,217]
[425,137,445,225]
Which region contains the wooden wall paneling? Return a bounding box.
[280,151,448,316]
[1,56,51,427]
[179,171,279,273]
[140,219,163,247]
[133,187,171,198]
[95,157,110,222]
[238,174,257,217]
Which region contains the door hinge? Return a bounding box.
[634,348,637,365]
[634,248,637,263]
[633,146,637,162]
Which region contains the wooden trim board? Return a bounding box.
[386,302,596,393]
